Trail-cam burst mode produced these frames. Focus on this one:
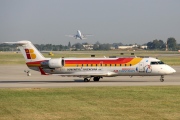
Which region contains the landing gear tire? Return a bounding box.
[160,79,164,82]
[160,75,164,82]
[24,70,31,76]
[93,77,100,82]
[84,78,90,82]
[27,73,31,76]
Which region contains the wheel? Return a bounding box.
[93,77,100,81]
[160,78,164,82]
[84,78,90,82]
[160,75,164,82]
[27,73,31,76]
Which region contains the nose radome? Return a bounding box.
[171,68,176,73]
[165,65,176,74]
[168,66,176,74]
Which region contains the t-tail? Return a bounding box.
[4,40,50,71]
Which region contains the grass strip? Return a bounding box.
[0,86,180,120]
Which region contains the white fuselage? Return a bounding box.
[76,30,83,39]
[37,57,176,78]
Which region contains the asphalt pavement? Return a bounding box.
[0,65,179,88]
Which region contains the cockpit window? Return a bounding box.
[151,62,158,65]
[151,61,164,65]
[157,61,164,64]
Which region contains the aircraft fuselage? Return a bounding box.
[27,57,176,78]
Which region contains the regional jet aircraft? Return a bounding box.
[5,41,176,82]
[66,30,93,40]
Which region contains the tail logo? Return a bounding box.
[25,49,36,59]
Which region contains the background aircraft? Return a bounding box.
[5,40,176,82]
[66,30,93,40]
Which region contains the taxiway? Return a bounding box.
[0,65,179,88]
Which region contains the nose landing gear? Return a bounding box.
[160,75,164,82]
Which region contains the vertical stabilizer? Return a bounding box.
[4,40,45,62]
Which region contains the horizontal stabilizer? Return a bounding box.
[3,41,31,45]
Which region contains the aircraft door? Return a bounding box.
[139,62,145,72]
[61,58,64,67]
[98,61,103,70]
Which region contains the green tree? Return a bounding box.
[158,40,166,49]
[68,42,71,49]
[147,42,154,49]
[167,37,177,51]
[93,44,99,50]
[153,39,160,49]
[147,39,165,50]
[99,44,111,50]
[73,43,84,50]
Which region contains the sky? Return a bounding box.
[0,0,180,45]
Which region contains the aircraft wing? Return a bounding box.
[65,35,75,38]
[81,37,87,39]
[54,71,118,78]
[84,34,93,36]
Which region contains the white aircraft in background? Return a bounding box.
[4,40,176,82]
[66,30,93,40]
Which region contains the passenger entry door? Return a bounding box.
[98,61,103,71]
[139,62,145,72]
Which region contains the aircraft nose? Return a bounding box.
[170,67,176,73]
[168,66,176,74]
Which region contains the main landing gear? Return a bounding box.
[84,78,90,82]
[84,77,102,82]
[93,77,101,81]
[160,75,164,82]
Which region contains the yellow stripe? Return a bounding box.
[127,58,142,65]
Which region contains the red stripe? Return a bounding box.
[65,58,133,64]
[26,60,45,66]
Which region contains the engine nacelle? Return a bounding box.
[49,58,63,68]
[41,58,64,68]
